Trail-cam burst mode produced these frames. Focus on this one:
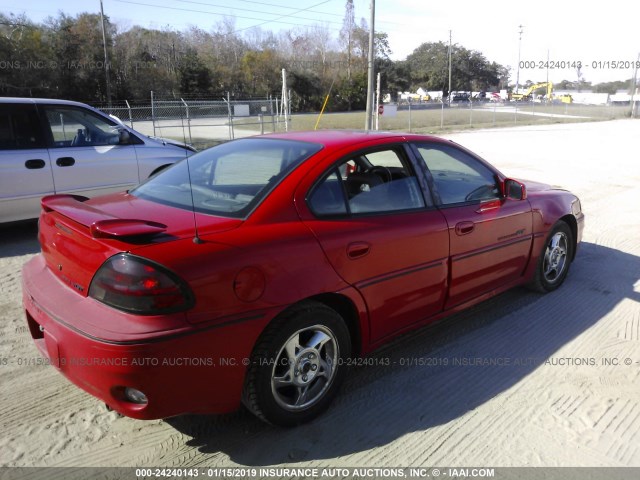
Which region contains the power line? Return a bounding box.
[193,0,345,18]
[232,1,336,33]
[112,0,340,31]
[172,0,339,25]
[114,0,404,29]
[195,0,406,25]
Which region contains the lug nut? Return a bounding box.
[311,365,317,371]
[302,375,308,381]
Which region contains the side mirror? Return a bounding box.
[504,178,527,200]
[118,129,131,145]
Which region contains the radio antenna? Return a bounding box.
[185,154,203,244]
[179,98,203,244]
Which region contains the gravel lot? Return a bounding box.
[1,119,639,468]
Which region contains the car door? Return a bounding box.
[412,141,533,309]
[0,103,54,222]
[41,105,140,197]
[300,144,450,343]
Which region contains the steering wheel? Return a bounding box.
[366,166,392,182]
[464,184,498,202]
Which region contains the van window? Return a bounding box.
[0,104,46,150]
[43,106,121,147]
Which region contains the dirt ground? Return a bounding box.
[1,119,639,468]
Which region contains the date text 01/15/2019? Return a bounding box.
[519,60,640,70]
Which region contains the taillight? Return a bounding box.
[89,254,194,314]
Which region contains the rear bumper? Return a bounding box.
[22,255,270,419]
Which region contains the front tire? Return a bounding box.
[243,302,351,426]
[529,220,573,292]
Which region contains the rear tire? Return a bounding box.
[528,220,573,293]
[243,302,351,426]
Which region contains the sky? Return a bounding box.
[2,0,639,86]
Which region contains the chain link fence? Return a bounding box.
[373,100,634,133]
[306,100,634,133]
[95,94,280,150]
[93,94,637,150]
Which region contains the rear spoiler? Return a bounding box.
[41,195,167,239]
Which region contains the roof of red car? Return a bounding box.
[262,130,441,150]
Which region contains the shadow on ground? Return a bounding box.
[0,220,39,258]
[167,242,640,465]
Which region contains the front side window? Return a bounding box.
[44,106,122,147]
[309,147,426,216]
[414,143,500,205]
[131,138,322,218]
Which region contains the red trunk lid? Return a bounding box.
[38,192,241,297]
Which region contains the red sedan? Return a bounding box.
[22,131,584,426]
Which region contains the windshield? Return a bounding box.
[131,138,322,218]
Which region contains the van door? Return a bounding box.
[41,105,140,197]
[0,103,54,222]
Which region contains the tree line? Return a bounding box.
[0,2,617,111]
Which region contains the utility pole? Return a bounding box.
[99,0,112,106]
[448,30,452,104]
[375,72,380,130]
[441,31,452,128]
[364,0,376,130]
[515,25,524,95]
[281,69,289,132]
[630,52,639,117]
[546,49,549,85]
[546,48,550,103]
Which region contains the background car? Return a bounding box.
[0,97,195,223]
[22,130,584,426]
[450,92,471,103]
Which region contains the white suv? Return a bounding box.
[0,97,194,223]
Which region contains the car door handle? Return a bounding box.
[25,159,46,169]
[56,157,75,167]
[347,242,371,259]
[455,221,475,235]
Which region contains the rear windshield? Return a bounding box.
[131,138,322,218]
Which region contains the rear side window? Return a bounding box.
[309,147,426,216]
[131,138,322,218]
[308,170,348,216]
[0,104,46,150]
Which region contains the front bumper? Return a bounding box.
[22,255,269,419]
[575,211,585,251]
